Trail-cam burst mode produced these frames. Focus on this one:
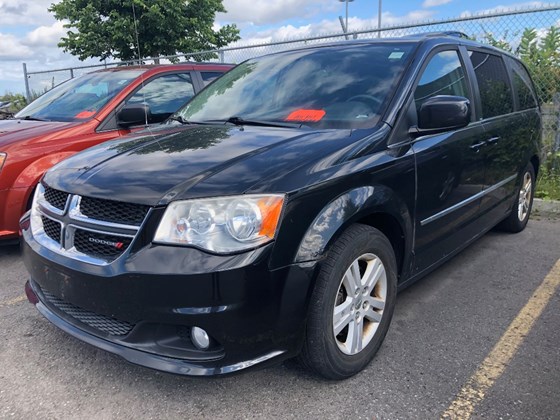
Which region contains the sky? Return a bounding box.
[0,0,556,95]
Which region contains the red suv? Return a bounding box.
[0,63,232,242]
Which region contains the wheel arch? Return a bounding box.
[356,212,406,279]
[10,151,78,215]
[294,186,413,280]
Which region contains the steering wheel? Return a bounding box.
[346,94,383,109]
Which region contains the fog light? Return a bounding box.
[191,327,210,350]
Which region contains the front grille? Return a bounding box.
[36,188,148,265]
[42,288,135,336]
[74,229,132,261]
[44,186,69,211]
[42,216,61,243]
[80,196,149,226]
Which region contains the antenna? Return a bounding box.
[131,2,149,127]
[131,2,142,64]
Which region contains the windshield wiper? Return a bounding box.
[167,116,193,125]
[18,115,50,122]
[167,116,223,126]
[212,116,304,129]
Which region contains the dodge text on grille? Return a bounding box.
[88,237,124,249]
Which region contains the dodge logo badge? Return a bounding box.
[88,237,124,249]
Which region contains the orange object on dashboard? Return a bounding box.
[74,111,95,119]
[285,109,326,122]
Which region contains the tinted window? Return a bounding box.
[201,72,224,86]
[469,51,513,118]
[509,59,537,110]
[414,50,469,112]
[176,44,415,129]
[127,73,195,123]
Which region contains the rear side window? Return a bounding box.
[469,51,514,118]
[414,50,470,112]
[201,72,224,86]
[509,59,537,110]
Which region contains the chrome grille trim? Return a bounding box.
[40,194,67,216]
[79,195,149,226]
[43,186,70,213]
[33,213,65,254]
[33,186,150,266]
[68,195,141,232]
[41,216,62,243]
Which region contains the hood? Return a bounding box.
[44,124,350,205]
[0,119,78,149]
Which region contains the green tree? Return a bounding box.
[0,93,27,113]
[49,0,240,62]
[484,26,560,104]
[483,31,513,53]
[516,28,539,67]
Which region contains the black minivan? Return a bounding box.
[21,32,541,379]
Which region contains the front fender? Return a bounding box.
[12,152,78,189]
[0,152,78,237]
[294,186,413,267]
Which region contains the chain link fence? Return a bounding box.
[23,4,560,165]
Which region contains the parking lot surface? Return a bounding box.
[1,218,559,419]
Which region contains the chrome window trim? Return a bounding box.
[420,174,517,226]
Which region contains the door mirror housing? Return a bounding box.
[409,95,471,138]
[117,104,151,128]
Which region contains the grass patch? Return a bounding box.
[536,166,560,201]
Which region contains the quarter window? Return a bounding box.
[509,59,537,110]
[126,73,195,123]
[414,50,470,112]
[469,51,514,118]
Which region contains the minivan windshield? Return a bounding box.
[175,43,414,129]
[15,69,145,122]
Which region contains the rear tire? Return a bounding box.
[298,224,397,380]
[498,163,535,233]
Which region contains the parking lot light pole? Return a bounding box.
[378,0,383,37]
[338,0,354,36]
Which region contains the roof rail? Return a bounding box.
[406,31,470,39]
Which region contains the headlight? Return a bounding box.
[154,194,285,253]
[0,153,6,173]
[30,183,46,236]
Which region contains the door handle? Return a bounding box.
[486,136,500,145]
[470,141,486,151]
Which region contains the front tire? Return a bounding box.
[299,224,397,380]
[498,163,535,233]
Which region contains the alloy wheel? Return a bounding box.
[517,171,532,222]
[333,253,387,355]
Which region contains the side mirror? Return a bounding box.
[409,95,470,138]
[117,104,151,128]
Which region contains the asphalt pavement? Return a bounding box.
[0,217,559,419]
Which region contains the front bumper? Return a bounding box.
[21,225,318,376]
[0,187,27,241]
